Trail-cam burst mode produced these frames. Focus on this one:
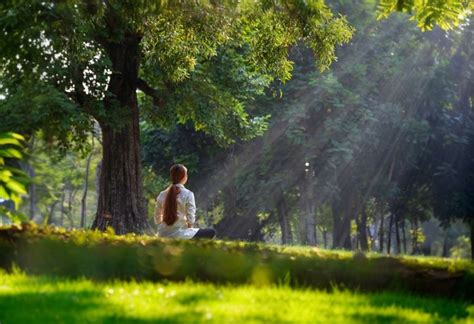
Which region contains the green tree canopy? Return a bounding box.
[0,0,353,233]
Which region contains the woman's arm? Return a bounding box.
[154,194,163,225]
[185,192,196,227]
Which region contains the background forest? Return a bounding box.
[2,0,472,259]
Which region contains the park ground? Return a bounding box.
[1,271,474,323]
[0,225,474,323]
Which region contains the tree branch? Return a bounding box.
[137,78,166,108]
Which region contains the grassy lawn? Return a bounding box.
[0,271,473,324]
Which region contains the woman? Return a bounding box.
[155,164,216,239]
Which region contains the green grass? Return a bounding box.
[0,271,473,324]
[1,225,473,301]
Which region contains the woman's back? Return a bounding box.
[154,164,216,240]
[155,183,198,239]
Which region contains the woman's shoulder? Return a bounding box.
[180,186,194,196]
[157,189,168,200]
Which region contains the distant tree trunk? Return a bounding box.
[332,192,352,250]
[395,214,401,254]
[80,143,94,228]
[357,204,369,251]
[470,221,474,260]
[401,219,407,254]
[91,34,149,234]
[322,228,328,249]
[387,213,394,254]
[215,184,263,241]
[67,188,77,228]
[47,200,58,225]
[379,207,385,253]
[59,188,66,226]
[23,137,37,220]
[277,188,292,244]
[27,167,36,220]
[300,177,316,246]
[411,218,418,255]
[442,231,449,257]
[22,161,37,220]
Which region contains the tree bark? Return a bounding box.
[80,142,94,228]
[91,35,149,234]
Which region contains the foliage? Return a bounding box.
[1,271,473,323]
[0,133,28,221]
[1,225,473,300]
[451,236,472,259]
[20,134,101,227]
[0,0,353,145]
[377,0,473,31]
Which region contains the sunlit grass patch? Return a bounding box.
[0,271,473,323]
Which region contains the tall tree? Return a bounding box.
[0,0,352,233]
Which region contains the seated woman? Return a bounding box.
[154,164,216,239]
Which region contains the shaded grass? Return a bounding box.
[0,271,473,323]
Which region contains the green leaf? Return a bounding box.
[0,148,23,159]
[5,178,27,195]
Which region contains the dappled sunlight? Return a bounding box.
[1,271,472,323]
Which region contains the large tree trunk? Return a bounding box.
[92,36,149,234]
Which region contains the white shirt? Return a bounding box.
[154,184,199,239]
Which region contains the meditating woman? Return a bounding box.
[155,164,216,239]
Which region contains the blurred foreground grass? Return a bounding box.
[1,224,473,301]
[1,270,473,323]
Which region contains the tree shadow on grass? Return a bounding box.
[350,291,472,323]
[0,289,105,323]
[0,289,215,324]
[1,286,472,323]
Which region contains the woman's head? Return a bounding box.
[170,164,187,185]
[163,164,187,226]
